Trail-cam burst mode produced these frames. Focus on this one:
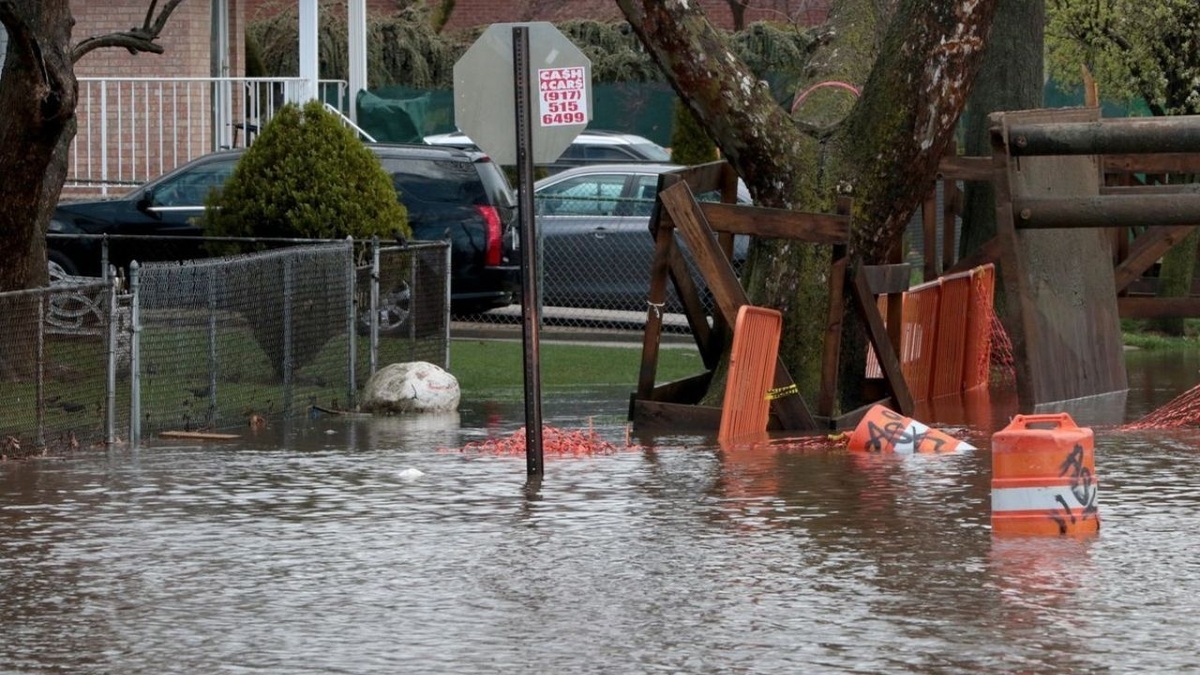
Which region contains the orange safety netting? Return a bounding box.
[989,310,1016,383]
[447,425,642,456]
[963,264,996,390]
[1121,383,1200,430]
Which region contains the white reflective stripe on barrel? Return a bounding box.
[992,486,1097,512]
[891,420,975,454]
[890,420,927,454]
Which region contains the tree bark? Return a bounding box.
[960,0,1044,260]
[0,2,77,380]
[0,1,77,295]
[0,0,186,380]
[618,0,997,411]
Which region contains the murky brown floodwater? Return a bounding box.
[4,348,1200,674]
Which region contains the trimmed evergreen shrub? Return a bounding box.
[205,99,410,242]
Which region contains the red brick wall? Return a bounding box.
[68,0,247,193]
[241,0,830,31]
[75,1,212,78]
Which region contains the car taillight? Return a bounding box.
[477,204,503,266]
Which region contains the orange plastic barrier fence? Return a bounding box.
[991,413,1100,536]
[718,305,783,442]
[864,264,995,402]
[847,404,975,454]
[929,270,972,399]
[899,280,940,402]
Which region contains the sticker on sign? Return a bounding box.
[539,66,588,127]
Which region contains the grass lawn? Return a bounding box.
[449,338,705,399]
[1121,318,1200,350]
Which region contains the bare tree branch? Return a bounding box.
[71,0,187,62]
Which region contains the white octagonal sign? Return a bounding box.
[453,22,592,165]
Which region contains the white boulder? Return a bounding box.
[361,361,461,414]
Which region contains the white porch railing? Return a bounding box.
[68,77,351,196]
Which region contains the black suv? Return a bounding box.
[49,144,520,313]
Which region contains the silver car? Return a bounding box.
[532,163,751,313]
[424,129,672,175]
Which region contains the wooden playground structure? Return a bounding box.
[629,109,1200,433]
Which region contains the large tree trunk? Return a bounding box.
[1,0,184,380]
[0,2,77,292]
[618,0,997,411]
[0,1,77,380]
[959,0,1044,260]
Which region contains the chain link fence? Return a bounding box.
[455,193,726,337]
[0,278,123,455]
[1,237,449,452]
[361,243,452,373]
[132,242,359,439]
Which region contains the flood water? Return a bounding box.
[4,349,1200,673]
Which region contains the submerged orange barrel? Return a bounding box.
[991,413,1100,536]
[847,404,975,454]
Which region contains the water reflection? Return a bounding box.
[3,355,1200,672]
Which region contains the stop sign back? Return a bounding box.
[453,22,592,165]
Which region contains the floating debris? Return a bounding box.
[450,424,641,457]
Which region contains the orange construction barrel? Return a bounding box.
[847,404,975,454]
[991,413,1100,536]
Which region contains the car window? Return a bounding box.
[379,157,488,206]
[537,175,626,216]
[583,146,637,161]
[474,160,516,208]
[629,141,672,162]
[559,144,588,160]
[150,159,237,207]
[631,175,659,217]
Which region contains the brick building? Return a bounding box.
[243,0,830,31]
[72,0,244,80]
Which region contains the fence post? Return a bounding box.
[442,243,452,369]
[101,235,110,285]
[208,264,219,428]
[129,262,142,448]
[36,296,46,449]
[283,255,294,418]
[106,268,118,447]
[346,237,357,410]
[370,237,380,376]
[408,244,417,357]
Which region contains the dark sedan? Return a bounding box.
[49,144,520,313]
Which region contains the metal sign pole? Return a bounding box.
[513,26,544,476]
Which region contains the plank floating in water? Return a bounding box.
[158,431,242,441]
[309,405,374,419]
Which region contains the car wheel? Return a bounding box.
[358,281,412,336]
